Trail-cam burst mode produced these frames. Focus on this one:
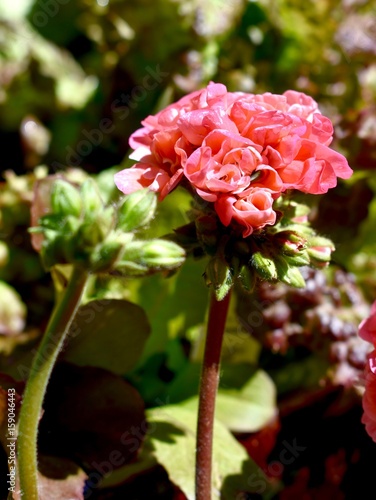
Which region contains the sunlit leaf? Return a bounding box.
[146,404,274,499]
[168,364,277,433]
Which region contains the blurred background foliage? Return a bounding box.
[1,0,376,498]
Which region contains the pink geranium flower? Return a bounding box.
[115,82,352,237]
[359,301,376,344]
[362,349,376,442]
[359,302,376,442]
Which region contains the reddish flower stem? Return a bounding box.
[195,290,231,500]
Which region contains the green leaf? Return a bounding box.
[146,404,274,499]
[63,299,150,375]
[216,367,277,433]
[39,364,146,469]
[168,364,277,433]
[96,448,157,489]
[128,257,209,362]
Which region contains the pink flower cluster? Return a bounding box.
[115,82,352,237]
[359,302,376,442]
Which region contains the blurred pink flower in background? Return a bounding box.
[359,301,376,345]
[359,302,376,442]
[115,82,352,237]
[362,350,376,442]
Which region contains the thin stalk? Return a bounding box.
[195,290,231,500]
[17,266,89,499]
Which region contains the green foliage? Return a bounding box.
[40,363,146,468]
[128,256,209,362]
[215,366,277,433]
[62,299,151,375]
[116,189,157,232]
[145,404,275,499]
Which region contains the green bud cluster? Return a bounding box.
[176,199,336,300]
[116,240,186,276]
[31,179,185,275]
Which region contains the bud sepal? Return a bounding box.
[116,189,157,232]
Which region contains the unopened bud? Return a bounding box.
[205,256,234,301]
[275,257,306,288]
[116,239,185,276]
[90,240,124,272]
[251,251,278,281]
[284,251,310,267]
[40,231,67,269]
[38,213,66,231]
[117,189,157,232]
[307,237,335,267]
[238,265,256,293]
[275,231,307,255]
[281,201,310,223]
[81,178,103,216]
[51,179,82,218]
[100,206,116,232]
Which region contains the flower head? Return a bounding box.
[358,302,376,442]
[359,301,376,344]
[362,350,376,442]
[115,82,352,237]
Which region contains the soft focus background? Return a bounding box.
[1,1,376,498]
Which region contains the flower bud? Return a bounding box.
[100,206,116,232]
[251,251,278,281]
[38,213,66,231]
[81,178,103,216]
[40,231,68,269]
[51,179,82,218]
[90,240,124,273]
[37,214,82,269]
[280,200,310,223]
[90,232,134,272]
[76,221,106,249]
[307,236,335,268]
[275,230,307,256]
[284,251,310,267]
[116,189,157,232]
[115,261,150,276]
[238,265,256,293]
[275,257,306,288]
[116,239,185,276]
[204,256,234,301]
